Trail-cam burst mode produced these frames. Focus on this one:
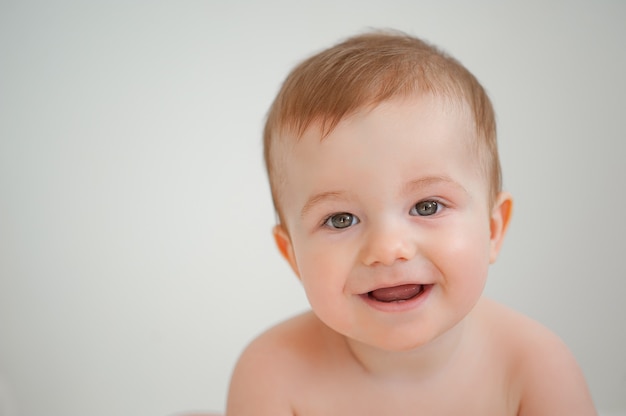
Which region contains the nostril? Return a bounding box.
[362,240,415,267]
[359,223,417,266]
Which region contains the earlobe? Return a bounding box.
[489,192,513,264]
[273,224,300,278]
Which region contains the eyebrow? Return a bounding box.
[300,190,348,218]
[402,175,470,196]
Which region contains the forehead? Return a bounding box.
[274,94,477,165]
[273,93,474,160]
[295,95,476,168]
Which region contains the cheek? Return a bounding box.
[293,239,350,297]
[433,219,492,286]
[294,242,357,332]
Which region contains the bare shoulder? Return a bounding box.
[477,298,597,415]
[226,311,330,416]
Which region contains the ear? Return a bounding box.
[489,192,513,264]
[273,224,300,278]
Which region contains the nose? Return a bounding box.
[360,221,417,267]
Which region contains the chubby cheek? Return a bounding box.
[293,239,355,324]
[296,233,354,280]
[433,220,492,297]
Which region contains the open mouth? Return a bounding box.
[367,283,428,303]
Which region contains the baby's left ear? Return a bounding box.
[489,192,513,264]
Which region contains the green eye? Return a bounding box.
[411,200,440,216]
[325,213,359,229]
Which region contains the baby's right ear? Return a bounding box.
[272,224,300,278]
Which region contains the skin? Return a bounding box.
[226,95,596,415]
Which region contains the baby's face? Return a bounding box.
[275,95,502,351]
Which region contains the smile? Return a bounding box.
[368,284,425,303]
[361,283,433,312]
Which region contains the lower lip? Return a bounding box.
[359,284,433,313]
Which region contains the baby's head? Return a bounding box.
[264,30,501,225]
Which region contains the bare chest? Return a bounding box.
[292,366,518,416]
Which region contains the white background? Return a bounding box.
[1,1,625,415]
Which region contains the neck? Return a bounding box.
[344,312,474,383]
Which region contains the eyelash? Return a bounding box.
[409,199,445,217]
[323,212,359,230]
[321,199,445,230]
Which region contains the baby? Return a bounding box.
[226,31,596,415]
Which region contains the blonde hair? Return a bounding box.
[264,30,501,220]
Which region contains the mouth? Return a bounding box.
[361,283,433,311]
[367,284,426,303]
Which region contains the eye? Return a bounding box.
[324,212,359,229]
[410,200,441,216]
